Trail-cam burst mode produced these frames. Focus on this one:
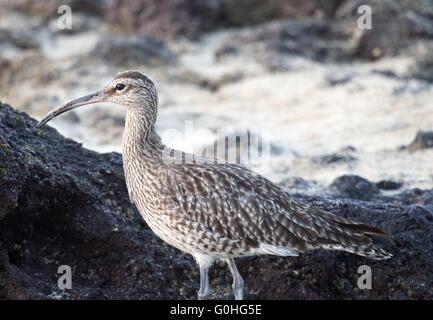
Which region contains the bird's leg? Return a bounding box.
[195,255,215,300]
[226,258,244,300]
[198,264,211,300]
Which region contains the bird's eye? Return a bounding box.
[115,83,126,91]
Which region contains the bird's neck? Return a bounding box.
[122,111,165,162]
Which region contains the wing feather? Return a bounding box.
[157,162,387,256]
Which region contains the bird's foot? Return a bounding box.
[198,288,212,300]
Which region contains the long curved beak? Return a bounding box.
[37,90,107,128]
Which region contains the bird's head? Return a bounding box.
[37,70,158,128]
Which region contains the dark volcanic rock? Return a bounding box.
[0,29,40,50]
[392,188,433,206]
[331,175,380,201]
[376,180,403,191]
[90,35,176,67]
[104,0,322,39]
[312,152,357,167]
[279,177,318,192]
[334,0,433,60]
[0,103,432,299]
[407,131,433,152]
[217,0,433,70]
[9,0,338,39]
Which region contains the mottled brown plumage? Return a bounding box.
[38,70,391,300]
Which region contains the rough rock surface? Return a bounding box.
[331,175,380,201]
[407,131,433,152]
[1,103,432,299]
[90,35,177,67]
[8,0,324,39]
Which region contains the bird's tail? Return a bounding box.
[321,243,392,260]
[309,207,392,260]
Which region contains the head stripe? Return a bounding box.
[114,70,151,82]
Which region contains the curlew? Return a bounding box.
[37,70,391,300]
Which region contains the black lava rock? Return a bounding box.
[331,175,380,201]
[407,131,433,152]
[91,35,176,67]
[313,153,357,166]
[376,180,403,191]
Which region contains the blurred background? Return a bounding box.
[1,0,433,193]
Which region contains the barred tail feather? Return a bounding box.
[321,244,392,260]
[305,207,392,260]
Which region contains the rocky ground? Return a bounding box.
[1,0,433,299]
[1,103,432,299]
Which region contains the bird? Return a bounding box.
[37,70,391,300]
